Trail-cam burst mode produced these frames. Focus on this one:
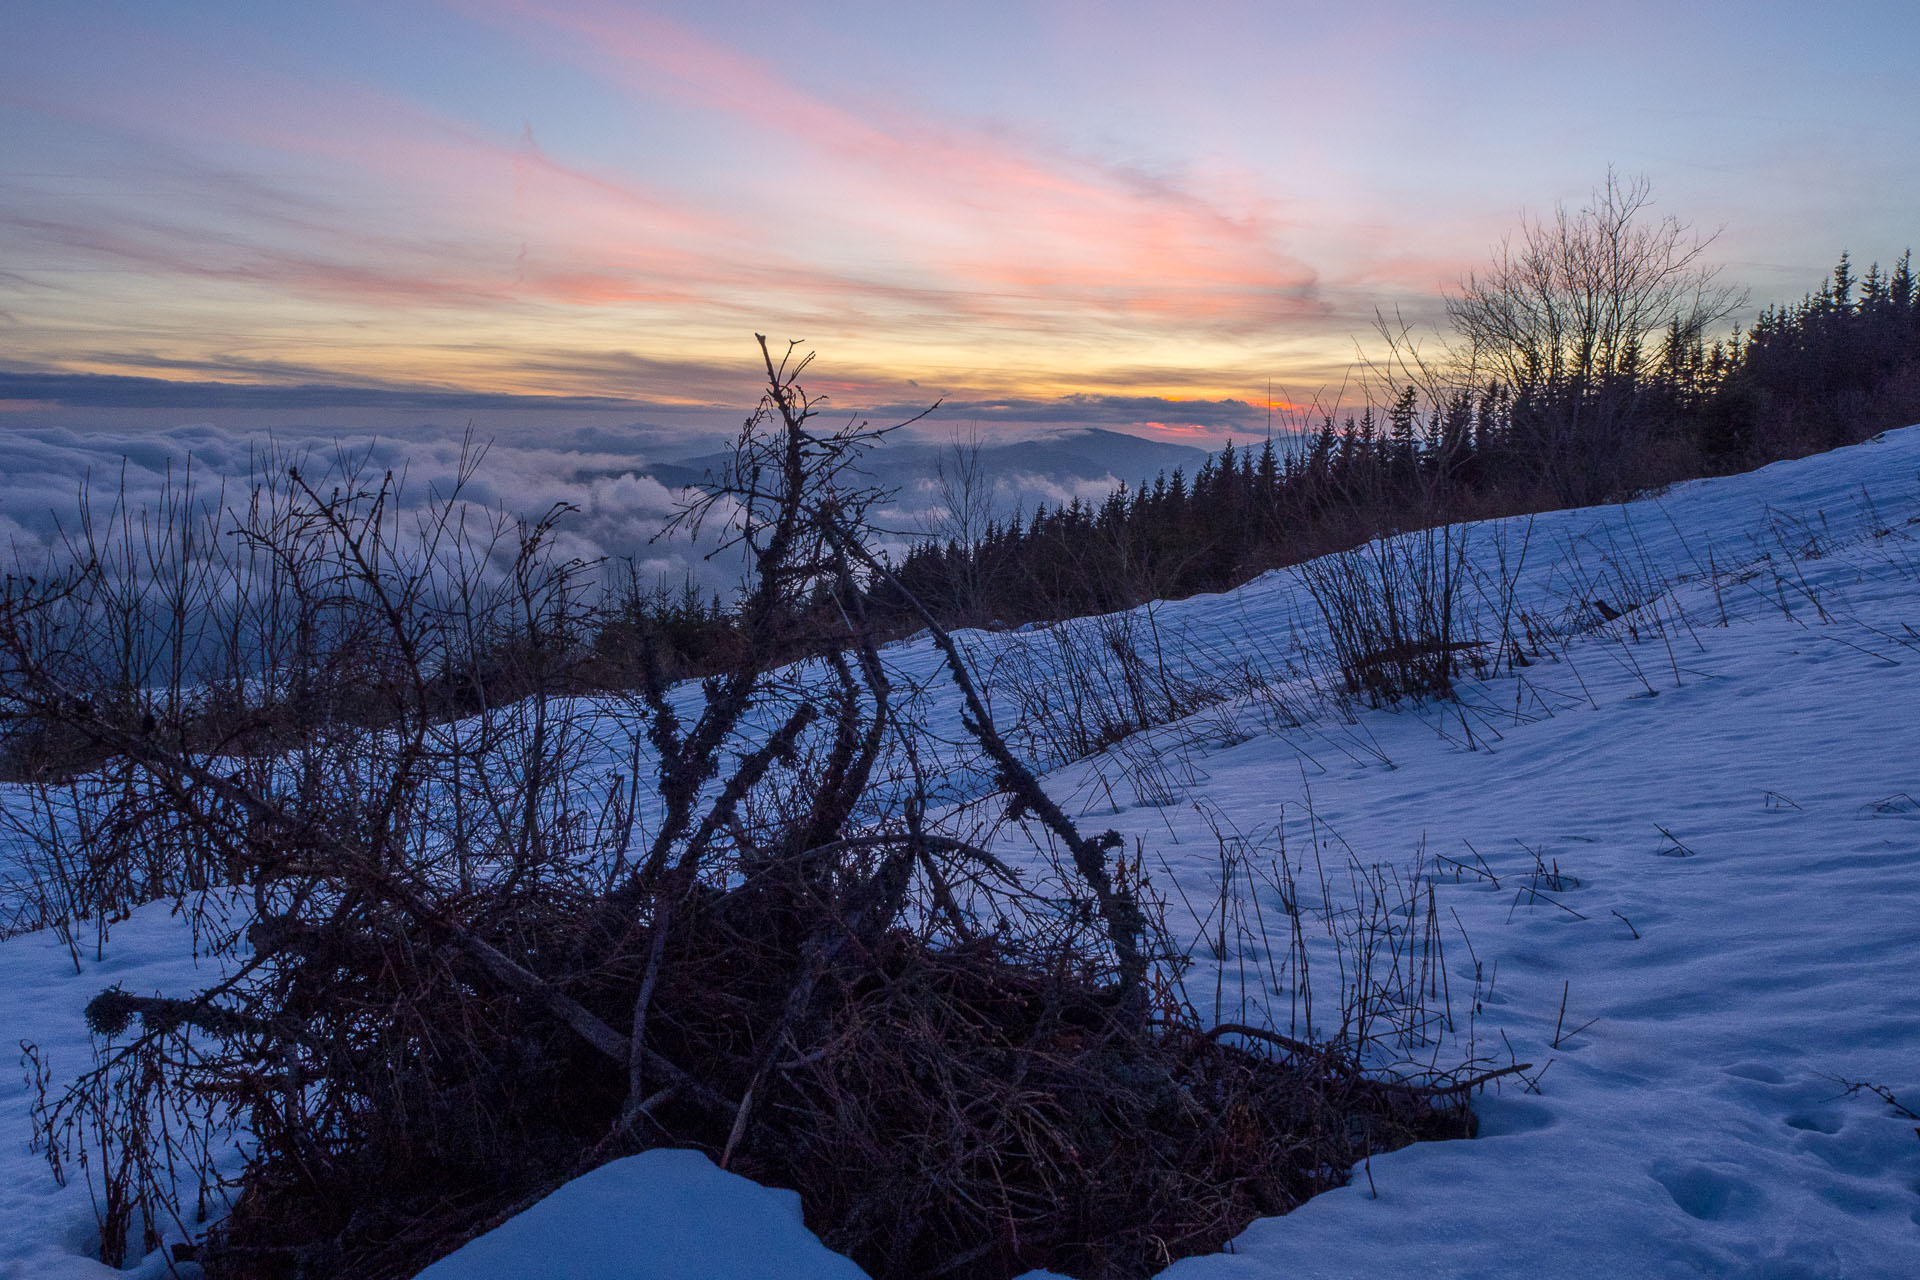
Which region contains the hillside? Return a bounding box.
[5,426,1919,1279]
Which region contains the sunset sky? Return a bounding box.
[3,0,1916,442]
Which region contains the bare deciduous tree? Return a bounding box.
[1448,170,1744,392]
[919,427,996,626]
[1446,170,1747,502]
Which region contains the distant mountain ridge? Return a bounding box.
[624,427,1213,496]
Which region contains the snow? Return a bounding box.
[0,899,235,1279]
[1138,541,1920,1279]
[415,1148,866,1280]
[5,426,1919,1278]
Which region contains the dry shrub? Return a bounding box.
[749,941,1470,1279]
[990,607,1223,763]
[1300,521,1478,706]
[111,864,1472,1280]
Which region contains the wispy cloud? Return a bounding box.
[876,393,1263,430]
[466,0,1328,331]
[0,371,642,412]
[2,2,1356,411]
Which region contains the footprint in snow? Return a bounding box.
[1650,1160,1763,1221]
[1783,1112,1843,1135]
[1724,1061,1788,1084]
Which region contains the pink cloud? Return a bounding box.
[458,0,1326,328]
[3,6,1396,402]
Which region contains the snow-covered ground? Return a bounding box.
[6,428,1919,1279]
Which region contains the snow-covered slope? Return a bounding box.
[6,427,1920,1279]
[1126,504,1920,1279]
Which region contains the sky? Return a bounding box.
[2,0,1917,445]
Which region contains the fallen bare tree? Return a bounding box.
[7,342,1502,1280]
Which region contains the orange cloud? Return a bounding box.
[1137,421,1218,438]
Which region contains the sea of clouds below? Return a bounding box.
[0,418,1143,597]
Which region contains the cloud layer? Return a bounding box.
[0,420,697,587]
[0,416,1213,598]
